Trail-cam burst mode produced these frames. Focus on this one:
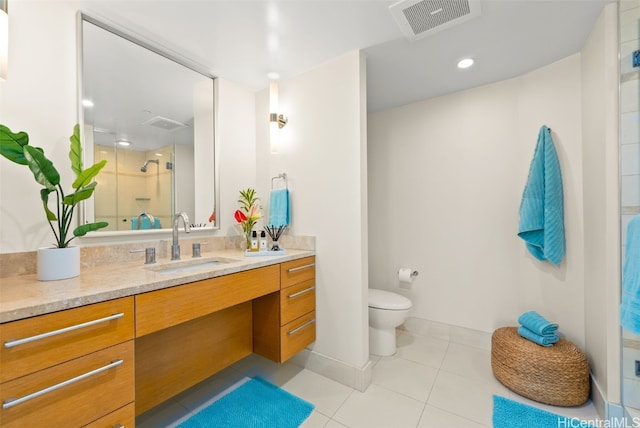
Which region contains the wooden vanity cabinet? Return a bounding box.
[0,297,134,428]
[253,256,316,362]
[135,265,280,415]
[0,254,315,424]
[135,264,280,337]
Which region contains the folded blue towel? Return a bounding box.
[269,188,290,227]
[621,215,640,335]
[517,326,559,347]
[131,217,161,230]
[518,125,565,266]
[518,310,558,336]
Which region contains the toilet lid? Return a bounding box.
[368,289,412,310]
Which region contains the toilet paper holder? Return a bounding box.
[398,268,419,281]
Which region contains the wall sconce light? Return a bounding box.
[0,0,7,81]
[269,81,287,153]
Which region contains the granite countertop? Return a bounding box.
[0,248,314,323]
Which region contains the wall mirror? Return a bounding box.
[78,13,218,233]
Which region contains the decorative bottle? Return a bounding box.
[259,230,268,251]
[250,230,259,252]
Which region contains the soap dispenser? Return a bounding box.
[250,230,259,252]
[259,230,268,251]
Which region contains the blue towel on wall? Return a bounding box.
[131,217,161,230]
[518,125,565,265]
[621,215,640,335]
[517,326,559,347]
[517,310,558,335]
[269,188,290,227]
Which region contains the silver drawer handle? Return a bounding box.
[287,286,315,299]
[287,319,316,336]
[4,313,125,349]
[287,262,315,273]
[2,359,123,409]
[114,425,125,428]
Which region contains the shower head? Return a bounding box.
[140,159,160,173]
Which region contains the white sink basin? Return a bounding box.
[146,257,238,275]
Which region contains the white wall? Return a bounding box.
[215,78,257,236]
[581,3,620,406]
[0,1,79,252]
[256,52,370,369]
[368,55,587,347]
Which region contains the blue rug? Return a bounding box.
[493,395,596,428]
[177,377,314,428]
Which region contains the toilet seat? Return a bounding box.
[368,289,412,311]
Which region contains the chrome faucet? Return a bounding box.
[171,212,191,260]
[136,212,155,230]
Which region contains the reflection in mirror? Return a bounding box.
[79,14,218,233]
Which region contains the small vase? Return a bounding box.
[245,231,252,250]
[37,246,80,281]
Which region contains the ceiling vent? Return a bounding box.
[389,0,482,41]
[141,116,188,131]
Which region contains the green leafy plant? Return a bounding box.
[0,124,108,248]
[234,188,261,248]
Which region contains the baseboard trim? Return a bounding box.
[591,375,606,419]
[592,374,629,425]
[289,348,373,392]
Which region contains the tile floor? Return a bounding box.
[137,325,601,428]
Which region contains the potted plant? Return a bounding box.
[234,188,261,250]
[0,124,108,280]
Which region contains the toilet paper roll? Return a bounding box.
[398,268,417,283]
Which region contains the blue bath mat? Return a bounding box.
[177,377,314,428]
[493,395,595,428]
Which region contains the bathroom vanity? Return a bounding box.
[0,251,315,427]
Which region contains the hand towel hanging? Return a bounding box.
[517,125,565,265]
[269,188,290,227]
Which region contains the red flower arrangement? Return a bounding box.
[234,188,261,249]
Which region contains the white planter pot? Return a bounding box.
[37,246,80,281]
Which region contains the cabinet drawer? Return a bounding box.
[136,265,280,336]
[84,402,135,428]
[280,311,316,362]
[281,257,315,289]
[0,340,134,428]
[280,279,315,325]
[1,297,134,383]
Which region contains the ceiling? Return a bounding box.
[78,0,613,113]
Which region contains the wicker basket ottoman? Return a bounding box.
[491,326,590,406]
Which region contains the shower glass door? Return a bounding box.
[620,0,640,419]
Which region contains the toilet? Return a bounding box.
[368,288,413,356]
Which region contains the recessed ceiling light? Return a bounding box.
[82,99,94,107]
[457,58,474,69]
[267,72,280,80]
[117,140,131,147]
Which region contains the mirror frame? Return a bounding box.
[76,11,220,235]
